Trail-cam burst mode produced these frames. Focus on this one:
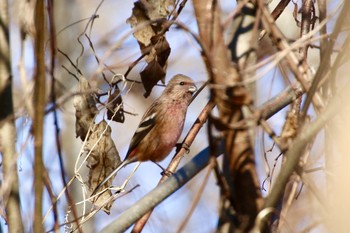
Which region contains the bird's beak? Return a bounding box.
[188,85,197,93]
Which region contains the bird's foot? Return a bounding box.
[175,142,190,154]
[153,162,174,177]
[182,142,190,153]
[161,169,173,177]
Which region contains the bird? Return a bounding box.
[91,74,197,196]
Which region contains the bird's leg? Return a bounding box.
[182,142,191,153]
[153,162,173,177]
[156,143,191,176]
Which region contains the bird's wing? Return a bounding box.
[126,109,157,157]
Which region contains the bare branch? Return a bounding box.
[33,0,46,232]
[0,0,24,232]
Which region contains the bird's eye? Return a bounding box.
[179,81,185,85]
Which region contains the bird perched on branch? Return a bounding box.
[92,74,197,196]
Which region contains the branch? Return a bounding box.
[33,0,46,232]
[259,78,350,231]
[47,1,82,232]
[99,143,224,233]
[0,0,24,232]
[258,0,324,112]
[301,0,350,117]
[193,0,263,230]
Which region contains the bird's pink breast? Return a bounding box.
[137,101,187,162]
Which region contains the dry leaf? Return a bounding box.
[145,0,175,20]
[85,120,122,214]
[73,76,98,141]
[151,35,171,67]
[127,0,174,97]
[140,60,166,97]
[106,87,125,123]
[127,0,174,47]
[127,2,155,48]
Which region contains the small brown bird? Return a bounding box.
[92,74,197,196]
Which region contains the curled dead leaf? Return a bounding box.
[107,86,125,123]
[151,35,171,67]
[127,0,174,97]
[73,76,98,141]
[141,60,166,97]
[85,120,122,214]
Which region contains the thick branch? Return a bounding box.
[0,0,24,232]
[33,0,46,232]
[193,0,263,231]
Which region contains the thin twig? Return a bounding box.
[301,0,350,118]
[260,80,350,231]
[47,1,82,231]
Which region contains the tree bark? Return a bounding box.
[33,0,46,232]
[0,0,24,232]
[192,1,263,231]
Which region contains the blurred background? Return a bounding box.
[1,0,349,232]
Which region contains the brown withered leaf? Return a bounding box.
[73,76,98,141]
[140,36,170,97]
[151,35,171,67]
[141,60,166,97]
[127,0,174,48]
[127,2,155,49]
[106,87,125,123]
[85,120,122,214]
[145,0,175,20]
[127,0,174,97]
